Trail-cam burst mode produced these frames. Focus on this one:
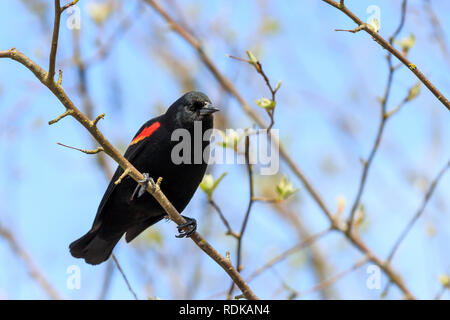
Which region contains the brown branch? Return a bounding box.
[48,109,73,125]
[321,0,450,112]
[92,113,105,127]
[142,0,415,299]
[0,223,62,299]
[48,1,78,82]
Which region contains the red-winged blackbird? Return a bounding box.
[70,91,219,265]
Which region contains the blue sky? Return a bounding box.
[0,0,449,299]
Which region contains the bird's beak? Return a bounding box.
[199,103,220,116]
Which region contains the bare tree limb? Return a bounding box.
[48,0,78,82]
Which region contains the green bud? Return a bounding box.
[276,176,298,200]
[255,97,276,109]
[367,19,380,33]
[218,129,242,150]
[246,50,258,65]
[439,274,450,287]
[274,80,282,92]
[395,33,416,54]
[200,172,227,200]
[406,82,421,101]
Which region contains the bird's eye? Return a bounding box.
[193,101,204,110]
[189,101,203,112]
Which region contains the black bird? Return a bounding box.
[70,91,219,265]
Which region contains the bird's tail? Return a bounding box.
[69,229,122,265]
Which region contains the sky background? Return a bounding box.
[0,0,449,299]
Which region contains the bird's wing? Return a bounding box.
[90,116,165,230]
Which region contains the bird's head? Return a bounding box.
[167,91,219,128]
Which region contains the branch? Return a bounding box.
[48,1,78,82]
[321,0,450,112]
[48,109,73,125]
[57,142,104,154]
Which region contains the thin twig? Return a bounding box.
[48,0,78,82]
[91,113,105,127]
[209,200,239,239]
[112,254,139,300]
[57,142,104,154]
[347,0,408,233]
[228,135,255,298]
[382,160,450,295]
[48,109,73,125]
[114,168,131,185]
[98,259,115,299]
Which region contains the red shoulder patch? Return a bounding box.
[130,122,161,145]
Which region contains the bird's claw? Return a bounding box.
[176,216,197,238]
[130,173,156,201]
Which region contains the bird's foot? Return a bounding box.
[130,173,156,201]
[176,216,197,238]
